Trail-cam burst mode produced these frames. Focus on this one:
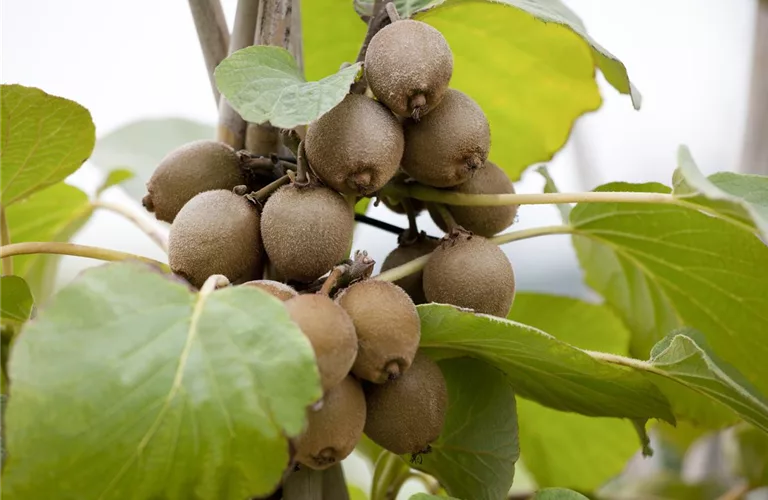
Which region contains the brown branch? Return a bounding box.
[351,0,393,94]
[188,0,230,106]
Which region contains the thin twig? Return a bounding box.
[250,174,291,202]
[402,198,419,240]
[0,242,168,269]
[354,213,404,235]
[218,0,261,149]
[0,206,12,275]
[295,141,309,184]
[188,0,230,105]
[429,203,458,231]
[93,200,168,253]
[319,266,345,296]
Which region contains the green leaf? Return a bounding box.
[0,276,34,326]
[5,182,93,301]
[410,495,460,500]
[215,46,361,129]
[412,357,518,500]
[354,197,371,216]
[418,304,674,422]
[531,488,589,500]
[354,0,431,19]
[645,330,768,434]
[508,293,642,491]
[536,165,570,222]
[729,423,768,487]
[3,262,321,499]
[96,168,135,196]
[673,146,768,240]
[570,182,768,426]
[0,85,95,206]
[90,118,214,203]
[598,471,724,500]
[304,1,638,180]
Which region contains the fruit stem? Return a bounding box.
[92,200,169,253]
[385,2,400,22]
[295,141,309,185]
[429,203,458,232]
[374,224,573,282]
[402,198,420,241]
[371,452,409,500]
[188,0,230,106]
[0,205,12,275]
[319,265,345,296]
[0,242,169,270]
[251,174,291,201]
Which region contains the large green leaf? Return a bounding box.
[304,0,638,180]
[673,146,768,240]
[3,262,321,499]
[418,304,674,422]
[508,293,641,491]
[0,85,95,206]
[0,276,34,326]
[4,183,93,301]
[90,118,214,203]
[412,357,518,500]
[645,330,768,434]
[570,182,768,426]
[215,46,361,129]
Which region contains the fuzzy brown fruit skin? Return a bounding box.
[363,352,447,455]
[423,233,515,317]
[365,20,453,119]
[380,235,440,305]
[168,190,262,288]
[261,184,354,282]
[285,294,358,392]
[336,280,421,384]
[143,140,245,223]
[428,161,518,237]
[401,89,490,188]
[295,376,366,470]
[241,280,298,301]
[305,94,404,196]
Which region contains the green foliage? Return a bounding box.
[509,293,641,491]
[571,182,768,426]
[729,424,768,487]
[0,84,95,206]
[537,165,570,221]
[96,168,135,196]
[4,182,93,301]
[531,488,589,500]
[418,304,673,421]
[3,262,322,499]
[646,330,768,434]
[673,146,768,239]
[215,46,361,129]
[0,276,34,326]
[90,118,214,204]
[410,494,459,500]
[412,357,519,500]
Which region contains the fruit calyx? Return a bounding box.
[409,93,428,120]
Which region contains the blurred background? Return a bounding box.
[2,0,766,498]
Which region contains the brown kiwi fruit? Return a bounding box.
[336,280,420,383]
[304,94,404,196]
[365,20,453,119]
[363,352,447,455]
[261,184,354,282]
[428,161,518,237]
[401,89,490,188]
[241,280,298,301]
[143,140,245,223]
[380,233,440,305]
[295,375,366,470]
[168,190,262,288]
[285,294,358,392]
[423,233,515,317]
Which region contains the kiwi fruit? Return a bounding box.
[295,375,366,470]
[143,140,245,223]
[304,94,404,196]
[168,189,262,288]
[241,279,298,301]
[285,294,358,392]
[261,184,354,282]
[380,234,440,304]
[423,233,515,317]
[428,161,518,237]
[401,89,490,188]
[336,280,420,383]
[363,352,447,455]
[365,20,453,119]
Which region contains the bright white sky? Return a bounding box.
[0,0,760,299]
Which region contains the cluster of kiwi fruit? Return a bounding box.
[141,15,517,474]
